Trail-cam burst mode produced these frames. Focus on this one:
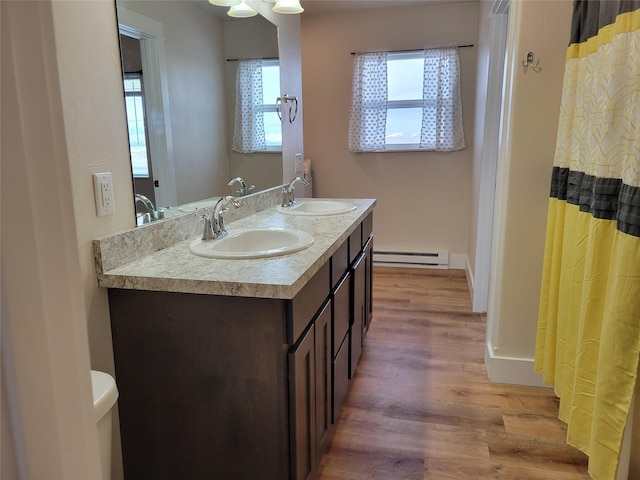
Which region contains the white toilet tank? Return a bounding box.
[91,370,119,480]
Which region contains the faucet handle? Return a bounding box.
[200,210,215,241]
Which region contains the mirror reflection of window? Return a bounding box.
[261,60,282,149]
[123,73,151,178]
[232,58,281,153]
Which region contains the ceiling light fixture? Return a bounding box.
[272,0,304,14]
[228,1,258,17]
[208,0,241,6]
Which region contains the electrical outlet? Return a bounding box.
[93,172,115,216]
[295,153,303,173]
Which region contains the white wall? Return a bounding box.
[2,1,115,477]
[485,0,573,384]
[468,1,494,288]
[301,2,479,259]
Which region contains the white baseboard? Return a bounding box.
[464,255,474,302]
[484,343,550,388]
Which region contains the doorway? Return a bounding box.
[120,34,156,212]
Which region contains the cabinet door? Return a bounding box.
[314,301,332,458]
[350,252,365,378]
[289,326,317,480]
[332,335,349,424]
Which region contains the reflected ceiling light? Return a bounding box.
[208,0,241,6]
[228,1,258,17]
[272,0,304,14]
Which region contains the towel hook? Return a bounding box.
[522,51,541,73]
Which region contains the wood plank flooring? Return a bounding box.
[318,267,590,480]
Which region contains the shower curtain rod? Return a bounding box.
[350,44,474,55]
[226,56,279,62]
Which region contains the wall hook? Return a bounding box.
[522,51,541,73]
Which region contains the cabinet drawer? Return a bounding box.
[349,227,362,265]
[332,272,350,356]
[288,261,330,345]
[362,213,373,247]
[332,335,349,424]
[331,240,349,288]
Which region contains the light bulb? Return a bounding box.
[208,0,241,7]
[228,1,258,17]
[272,0,303,14]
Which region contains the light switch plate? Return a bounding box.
[93,172,114,216]
[295,153,303,173]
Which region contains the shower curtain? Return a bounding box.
[535,2,640,478]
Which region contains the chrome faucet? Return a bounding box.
[209,195,241,239]
[281,177,309,207]
[227,177,255,197]
[135,194,159,223]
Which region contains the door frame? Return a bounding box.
[117,6,178,208]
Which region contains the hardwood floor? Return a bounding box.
[318,267,590,480]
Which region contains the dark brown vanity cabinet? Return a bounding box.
[108,214,373,480]
[108,290,292,480]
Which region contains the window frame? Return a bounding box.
[386,51,432,151]
[348,47,465,153]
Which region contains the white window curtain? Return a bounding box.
[348,48,465,152]
[233,59,266,153]
[348,52,388,152]
[422,48,465,151]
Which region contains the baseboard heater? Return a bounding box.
[372,250,450,269]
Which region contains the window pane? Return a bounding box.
[387,57,424,101]
[385,107,421,145]
[262,63,281,147]
[123,77,142,93]
[262,64,280,105]
[123,76,149,177]
[264,112,282,146]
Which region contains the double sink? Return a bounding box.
[188,199,356,259]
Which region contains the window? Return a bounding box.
[348,48,465,152]
[233,59,282,153]
[123,73,150,177]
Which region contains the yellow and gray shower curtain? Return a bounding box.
[535,1,640,478]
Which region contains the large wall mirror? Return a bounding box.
[115,1,284,224]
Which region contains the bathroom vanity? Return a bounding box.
[94,191,375,480]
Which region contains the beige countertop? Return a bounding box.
[94,197,375,299]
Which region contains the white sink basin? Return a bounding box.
[276,199,356,216]
[189,228,314,259]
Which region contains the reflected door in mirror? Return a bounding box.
[120,34,156,214]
